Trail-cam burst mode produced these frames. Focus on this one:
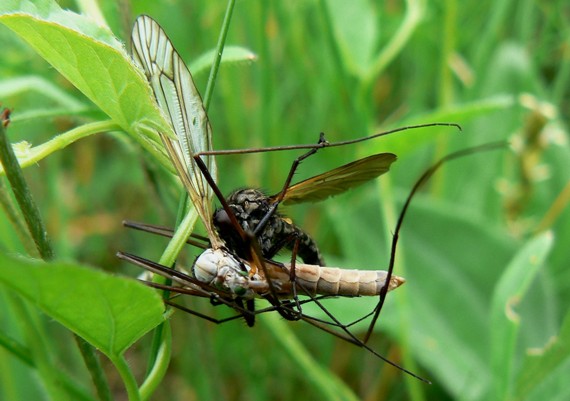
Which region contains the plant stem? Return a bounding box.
[0,119,167,172]
[140,324,172,401]
[77,336,114,401]
[203,0,236,111]
[0,112,53,259]
[0,112,113,401]
[365,0,424,87]
[0,178,39,256]
[113,355,142,401]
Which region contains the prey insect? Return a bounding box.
[120,15,475,381]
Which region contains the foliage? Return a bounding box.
[0,0,568,400]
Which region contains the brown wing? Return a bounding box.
[277,153,397,205]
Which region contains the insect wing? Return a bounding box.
[131,16,219,244]
[280,153,397,205]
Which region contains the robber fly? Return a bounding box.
[215,151,399,265]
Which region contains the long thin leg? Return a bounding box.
[127,238,425,378]
[170,124,462,331]
[197,123,461,157]
[123,211,297,324]
[245,135,330,317]
[236,298,255,327]
[123,220,210,249]
[253,133,328,236]
[123,220,304,321]
[282,277,431,383]
[362,141,507,343]
[122,251,271,324]
[144,277,334,321]
[166,301,242,324]
[118,251,232,302]
[286,236,303,317]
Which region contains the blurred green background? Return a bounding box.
[1,0,569,400]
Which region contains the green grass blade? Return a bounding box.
[489,232,554,400]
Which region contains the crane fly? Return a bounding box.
[126,14,408,310]
[120,15,493,382]
[127,13,401,294]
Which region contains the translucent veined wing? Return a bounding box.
[131,15,221,246]
[279,153,397,205]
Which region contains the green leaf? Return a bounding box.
[0,252,165,357]
[325,192,518,400]
[398,198,516,400]
[489,232,554,400]
[324,0,378,77]
[0,75,86,110]
[190,46,257,76]
[0,0,173,139]
[260,312,359,401]
[513,310,570,401]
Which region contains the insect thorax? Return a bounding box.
[193,248,266,299]
[213,188,325,265]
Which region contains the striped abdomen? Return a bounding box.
[266,262,405,297]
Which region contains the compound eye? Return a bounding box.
[214,209,232,229]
